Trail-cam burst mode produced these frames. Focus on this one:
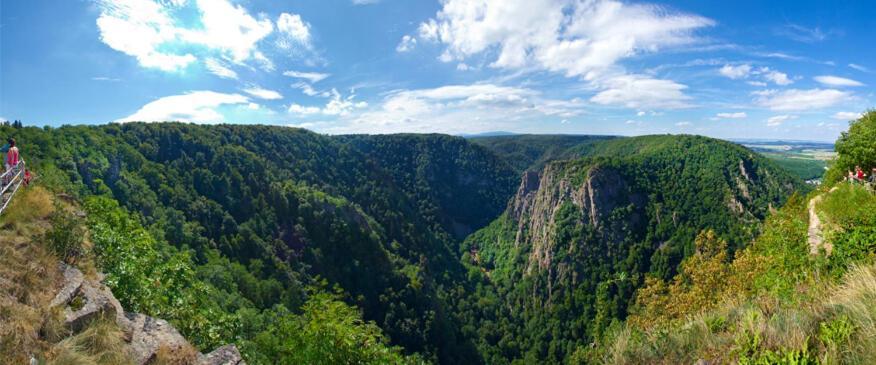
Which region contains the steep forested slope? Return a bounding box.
[0,123,518,363]
[454,135,803,363]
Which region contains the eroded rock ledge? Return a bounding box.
[50,264,245,365]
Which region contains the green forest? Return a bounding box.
[3,113,875,364]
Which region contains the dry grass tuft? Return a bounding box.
[153,344,200,365]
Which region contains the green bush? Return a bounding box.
[44,202,85,264]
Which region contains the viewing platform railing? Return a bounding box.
[0,161,26,216]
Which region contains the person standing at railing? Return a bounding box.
[3,138,19,174]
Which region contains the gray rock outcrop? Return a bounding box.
[50,264,245,365]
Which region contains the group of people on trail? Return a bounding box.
[847,165,876,185]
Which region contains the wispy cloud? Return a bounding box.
[243,86,283,100]
[849,63,871,73]
[775,24,838,43]
[714,112,747,119]
[766,114,796,127]
[753,89,851,111]
[283,70,330,83]
[204,58,238,79]
[814,75,864,87]
[92,76,122,82]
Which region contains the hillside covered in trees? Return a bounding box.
[0,123,819,364]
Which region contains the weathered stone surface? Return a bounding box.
[49,265,244,364]
[124,312,193,365]
[198,344,246,365]
[64,280,118,333]
[50,264,84,308]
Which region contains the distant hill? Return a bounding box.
[469,134,619,173]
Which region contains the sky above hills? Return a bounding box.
[1,0,874,141]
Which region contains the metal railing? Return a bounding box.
[0,161,26,216]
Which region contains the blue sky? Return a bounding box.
[1,0,874,141]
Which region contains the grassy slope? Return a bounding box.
[593,183,876,364]
[0,187,137,364]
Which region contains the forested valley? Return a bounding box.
[8,119,869,364]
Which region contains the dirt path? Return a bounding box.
[808,188,837,255]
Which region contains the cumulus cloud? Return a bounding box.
[95,0,196,70]
[352,0,380,4]
[762,69,792,85]
[754,89,851,111]
[814,75,864,87]
[116,91,249,123]
[283,70,330,83]
[204,58,238,79]
[95,0,315,72]
[396,35,417,52]
[720,64,792,85]
[832,111,863,120]
[766,114,796,127]
[414,0,712,77]
[276,12,311,50]
[405,0,710,110]
[243,86,283,100]
[719,64,751,79]
[590,74,692,109]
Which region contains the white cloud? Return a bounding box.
[753,88,851,111]
[283,70,330,83]
[456,63,471,71]
[396,35,417,52]
[288,89,367,117]
[276,12,311,50]
[675,121,692,127]
[832,111,863,120]
[336,84,588,134]
[288,104,321,114]
[116,91,249,123]
[715,112,747,119]
[352,0,380,4]
[95,0,196,71]
[590,74,691,109]
[92,76,122,82]
[762,69,792,85]
[292,82,321,96]
[719,64,792,85]
[766,114,796,127]
[243,86,283,100]
[95,0,276,71]
[413,0,712,78]
[636,111,646,116]
[849,63,870,73]
[204,58,238,79]
[719,64,751,79]
[814,75,864,87]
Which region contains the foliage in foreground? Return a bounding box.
[591,182,876,364]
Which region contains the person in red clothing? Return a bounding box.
[4,138,19,173]
[856,166,866,182]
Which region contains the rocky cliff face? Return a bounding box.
[51,264,245,365]
[510,163,646,275]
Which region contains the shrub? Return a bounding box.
[44,202,85,264]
